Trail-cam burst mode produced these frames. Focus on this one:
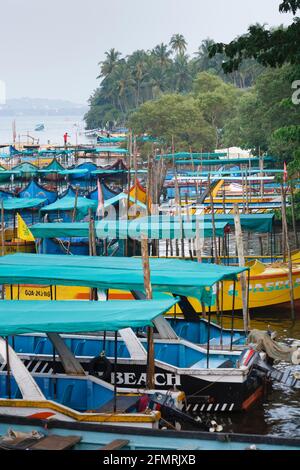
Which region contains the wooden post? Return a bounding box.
[281,184,295,321]
[1,200,4,257]
[208,176,219,264]
[5,338,11,399]
[141,236,155,389]
[125,132,132,257]
[233,204,250,333]
[290,183,299,249]
[66,188,79,255]
[113,331,118,413]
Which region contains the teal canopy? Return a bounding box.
[0,299,177,336]
[175,157,275,166]
[97,136,127,144]
[156,152,228,160]
[30,218,229,240]
[2,198,46,211]
[13,162,39,175]
[59,169,89,176]
[40,197,97,220]
[95,147,128,155]
[91,169,126,175]
[203,214,274,233]
[0,254,247,304]
[38,159,64,174]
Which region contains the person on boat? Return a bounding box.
[63,132,69,146]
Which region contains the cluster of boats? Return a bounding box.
[0,142,299,450]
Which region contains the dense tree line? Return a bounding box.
[86,0,300,178]
[85,36,264,130]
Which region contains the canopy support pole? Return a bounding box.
[141,237,155,389]
[1,200,4,257]
[233,204,249,332]
[206,305,211,369]
[113,331,118,413]
[230,280,236,351]
[6,338,11,399]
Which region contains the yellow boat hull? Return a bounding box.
[5,260,300,313]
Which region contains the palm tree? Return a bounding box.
[152,43,172,68]
[98,48,122,79]
[172,54,192,92]
[169,34,187,57]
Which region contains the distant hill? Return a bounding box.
[0,97,88,116]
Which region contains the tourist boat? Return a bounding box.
[10,327,268,413]
[0,299,187,428]
[0,415,299,450]
[7,256,300,313]
[35,124,45,132]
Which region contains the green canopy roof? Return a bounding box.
[40,197,97,220]
[95,147,128,154]
[38,159,64,174]
[91,169,126,175]
[175,157,274,166]
[203,214,274,233]
[0,299,177,336]
[30,218,228,240]
[0,253,247,304]
[13,162,39,175]
[2,198,46,211]
[156,152,228,160]
[59,169,89,176]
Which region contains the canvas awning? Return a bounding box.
[203,214,274,233]
[2,198,46,210]
[30,219,229,240]
[0,254,247,304]
[0,299,178,336]
[40,197,97,220]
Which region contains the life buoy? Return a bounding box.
[88,354,113,381]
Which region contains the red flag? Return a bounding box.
[96,178,104,218]
[283,161,287,183]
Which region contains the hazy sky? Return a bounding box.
[0,0,293,104]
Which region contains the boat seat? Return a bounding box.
[156,345,168,361]
[30,435,81,450]
[118,344,126,356]
[14,386,22,399]
[73,340,86,356]
[34,338,47,354]
[190,357,230,369]
[99,439,130,450]
[61,384,74,406]
[177,324,189,338]
[209,333,241,346]
[92,396,139,414]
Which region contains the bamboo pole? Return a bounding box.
[208,176,219,264]
[281,184,295,321]
[1,200,4,257]
[233,203,250,333]
[290,183,299,249]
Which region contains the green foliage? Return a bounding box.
[209,2,300,72]
[128,93,216,151]
[85,36,264,130]
[222,65,300,160]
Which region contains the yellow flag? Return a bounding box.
[17,213,35,242]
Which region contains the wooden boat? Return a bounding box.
[8,256,300,312]
[0,415,299,450]
[0,300,189,429]
[4,321,270,413]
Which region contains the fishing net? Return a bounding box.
[247,329,300,365]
